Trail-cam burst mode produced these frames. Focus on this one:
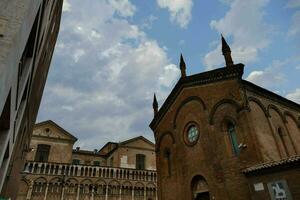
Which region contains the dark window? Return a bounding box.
[0,91,11,130]
[136,154,145,170]
[164,149,171,176]
[110,157,114,167]
[227,122,239,156]
[0,92,11,171]
[35,144,50,162]
[278,127,289,156]
[72,159,80,165]
[93,161,100,166]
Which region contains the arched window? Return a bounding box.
[164,149,171,177]
[227,122,239,156]
[191,175,209,200]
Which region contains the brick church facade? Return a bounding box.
[17,120,157,200]
[150,36,300,200]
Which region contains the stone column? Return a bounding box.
[144,187,146,200]
[119,186,122,200]
[105,185,109,200]
[266,116,285,158]
[60,184,65,200]
[91,185,95,200]
[283,122,298,155]
[26,181,33,200]
[131,187,134,200]
[43,183,49,200]
[76,184,80,200]
[37,163,41,174]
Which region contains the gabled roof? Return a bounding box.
[34,120,78,142]
[98,136,155,157]
[149,64,300,130]
[119,136,155,147]
[149,64,245,130]
[98,142,118,156]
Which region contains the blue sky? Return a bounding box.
[38,0,300,149]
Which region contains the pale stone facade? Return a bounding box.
[17,120,157,200]
[0,0,63,198]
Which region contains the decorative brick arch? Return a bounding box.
[209,99,242,125]
[95,179,107,185]
[80,178,93,185]
[108,180,121,186]
[173,96,206,128]
[267,104,286,123]
[248,97,269,117]
[156,131,175,152]
[191,175,210,200]
[146,182,156,188]
[65,178,78,185]
[122,181,132,187]
[284,111,299,127]
[220,115,237,131]
[134,182,145,189]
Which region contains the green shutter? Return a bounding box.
[228,125,239,155]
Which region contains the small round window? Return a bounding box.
[187,125,199,143]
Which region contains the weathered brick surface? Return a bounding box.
[246,168,300,200]
[151,66,300,200]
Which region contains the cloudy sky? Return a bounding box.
[38,0,300,149]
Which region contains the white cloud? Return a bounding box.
[157,0,193,28]
[38,0,179,149]
[246,59,289,89]
[288,10,300,37]
[246,70,284,88]
[286,0,300,8]
[73,49,85,62]
[62,0,71,12]
[108,0,136,17]
[61,105,74,111]
[141,15,158,29]
[204,0,270,69]
[159,64,180,88]
[179,40,185,46]
[286,88,300,103]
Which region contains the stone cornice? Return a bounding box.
[149,64,245,130]
[72,150,105,157]
[32,135,74,144]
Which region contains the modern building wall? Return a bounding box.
[0,0,63,198]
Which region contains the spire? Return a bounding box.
[179,53,186,77]
[221,34,234,66]
[152,93,158,116]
